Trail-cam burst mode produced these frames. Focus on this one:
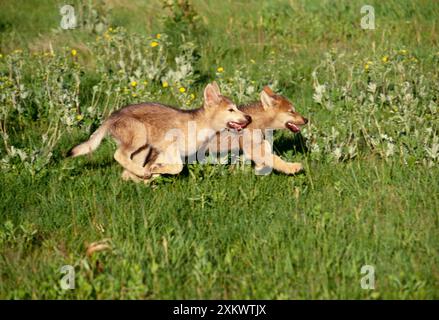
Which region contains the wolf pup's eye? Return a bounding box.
[228,108,235,112]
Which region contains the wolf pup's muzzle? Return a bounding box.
[227,115,252,132]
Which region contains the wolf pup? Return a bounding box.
[209,86,308,175]
[68,82,251,181]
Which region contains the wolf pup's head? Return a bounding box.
[259,86,308,133]
[203,82,251,132]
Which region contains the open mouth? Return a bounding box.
[286,122,301,133]
[227,121,248,132]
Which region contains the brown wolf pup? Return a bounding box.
[68,82,251,181]
[208,86,308,175]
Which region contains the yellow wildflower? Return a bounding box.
[381,55,389,63]
[143,80,148,85]
[76,114,83,121]
[150,41,159,48]
[132,93,137,97]
[162,81,169,88]
[217,67,224,73]
[190,93,195,100]
[179,87,186,93]
[130,81,137,87]
[71,49,77,57]
[156,34,161,39]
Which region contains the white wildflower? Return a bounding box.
[313,84,326,104]
[367,83,377,93]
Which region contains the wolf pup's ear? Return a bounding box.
[204,83,221,107]
[260,88,276,110]
[263,86,275,96]
[211,81,221,95]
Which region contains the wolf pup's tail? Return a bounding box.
[68,121,109,157]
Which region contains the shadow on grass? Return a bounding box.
[273,132,309,155]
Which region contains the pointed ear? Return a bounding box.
[260,90,276,110]
[263,86,275,96]
[204,83,221,107]
[211,81,221,95]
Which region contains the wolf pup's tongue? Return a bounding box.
[227,121,247,131]
[286,122,300,133]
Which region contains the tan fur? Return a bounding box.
[68,82,251,181]
[209,87,308,175]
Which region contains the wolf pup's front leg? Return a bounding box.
[243,137,303,175]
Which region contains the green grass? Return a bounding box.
[0,0,438,299]
[1,156,438,299]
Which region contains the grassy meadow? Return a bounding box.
[0,0,438,299]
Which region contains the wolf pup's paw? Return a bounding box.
[149,163,162,173]
[121,170,132,181]
[143,168,153,179]
[143,173,160,184]
[285,162,303,174]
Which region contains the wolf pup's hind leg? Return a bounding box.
[110,119,150,178]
